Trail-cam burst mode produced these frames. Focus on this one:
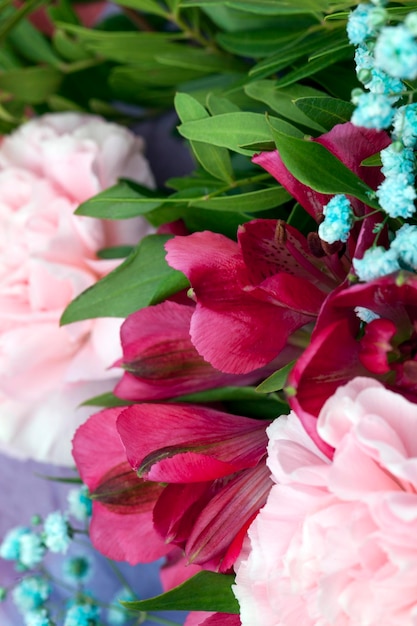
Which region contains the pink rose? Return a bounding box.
[0,113,154,465]
[234,378,417,625]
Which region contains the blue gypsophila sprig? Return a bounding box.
[376,173,417,218]
[67,486,92,523]
[353,246,400,281]
[42,512,71,554]
[318,195,354,244]
[393,104,417,148]
[347,3,386,45]
[391,223,417,269]
[380,143,415,181]
[351,91,394,129]
[12,576,50,613]
[374,24,417,80]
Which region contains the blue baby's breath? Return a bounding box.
[19,533,45,569]
[64,601,100,626]
[374,25,417,80]
[376,173,417,218]
[393,104,417,148]
[391,223,417,269]
[351,92,394,129]
[0,526,31,561]
[380,144,415,181]
[318,195,354,244]
[12,576,50,613]
[347,3,382,45]
[107,588,136,625]
[43,512,71,554]
[67,486,92,522]
[353,246,400,281]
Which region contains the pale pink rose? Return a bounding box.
[234,378,417,626]
[0,113,154,465]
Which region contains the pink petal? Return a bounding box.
[117,403,269,480]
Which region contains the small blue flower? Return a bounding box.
[347,3,382,45]
[107,588,136,625]
[353,246,400,281]
[405,12,417,37]
[43,512,71,554]
[374,25,417,80]
[19,533,45,569]
[376,173,416,218]
[12,576,50,612]
[393,104,417,148]
[380,144,415,181]
[355,307,380,323]
[318,194,354,244]
[67,486,92,522]
[63,555,92,584]
[24,608,53,626]
[351,92,394,130]
[391,223,417,269]
[0,526,31,561]
[355,44,374,73]
[64,601,100,626]
[365,68,404,102]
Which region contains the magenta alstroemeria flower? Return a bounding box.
[185,612,241,626]
[117,403,272,572]
[165,219,342,374]
[72,407,170,564]
[114,300,269,401]
[288,271,417,456]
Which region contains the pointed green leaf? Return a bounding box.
[75,181,166,219]
[175,92,234,183]
[60,235,189,324]
[178,112,302,155]
[256,360,296,393]
[0,66,62,104]
[189,186,291,211]
[294,96,355,131]
[81,392,134,408]
[274,45,353,88]
[268,125,380,209]
[111,0,168,16]
[244,81,326,132]
[124,571,239,614]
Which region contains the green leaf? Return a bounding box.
[274,45,353,88]
[244,81,326,132]
[178,112,302,155]
[226,0,328,13]
[81,392,134,408]
[294,96,355,131]
[157,48,244,74]
[96,245,134,260]
[175,385,274,403]
[111,0,168,16]
[175,92,234,183]
[76,181,166,220]
[361,152,382,167]
[206,93,241,115]
[0,66,62,104]
[124,571,239,614]
[7,14,62,66]
[256,360,296,393]
[216,19,316,57]
[60,235,189,324]
[189,186,291,211]
[53,29,92,62]
[249,27,344,79]
[268,125,380,209]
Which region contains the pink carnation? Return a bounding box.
[0,113,154,465]
[234,378,417,625]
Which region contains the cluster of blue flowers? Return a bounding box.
[0,485,136,626]
[327,3,417,282]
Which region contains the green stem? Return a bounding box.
[58,57,106,74]
[202,173,271,200]
[105,557,136,597]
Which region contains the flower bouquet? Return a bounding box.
[1,0,417,624]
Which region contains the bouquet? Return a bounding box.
[1,0,417,624]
